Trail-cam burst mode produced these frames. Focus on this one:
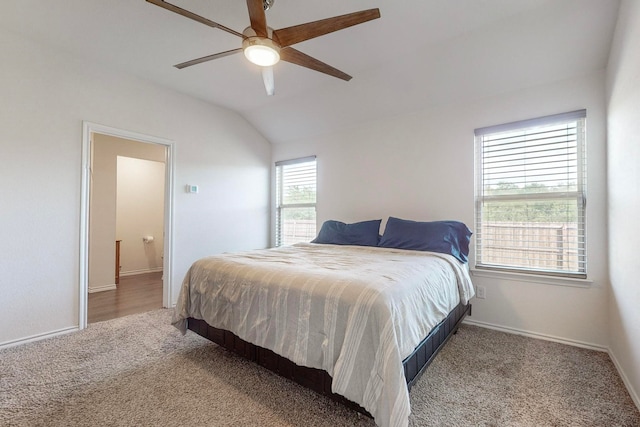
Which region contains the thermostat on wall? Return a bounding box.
[186,184,199,193]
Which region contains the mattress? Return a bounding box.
[173,243,475,427]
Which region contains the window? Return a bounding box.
[275,156,317,247]
[474,110,586,278]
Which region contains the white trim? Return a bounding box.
[162,141,175,308]
[275,155,316,167]
[80,123,91,330]
[88,284,118,293]
[119,267,163,277]
[463,318,607,352]
[0,326,78,350]
[80,122,175,330]
[470,268,593,288]
[608,349,640,411]
[474,109,587,136]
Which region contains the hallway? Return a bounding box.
[88,271,163,323]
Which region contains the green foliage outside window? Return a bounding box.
[484,182,578,223]
[283,185,316,220]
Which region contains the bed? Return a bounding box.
[172,218,474,427]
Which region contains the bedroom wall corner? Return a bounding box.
[605,0,640,410]
[272,71,610,350]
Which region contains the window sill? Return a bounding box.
[470,268,593,288]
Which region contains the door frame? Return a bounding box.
[79,121,175,329]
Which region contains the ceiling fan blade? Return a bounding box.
[174,48,243,69]
[146,0,245,39]
[262,66,275,96]
[273,9,380,47]
[280,47,351,81]
[246,0,268,38]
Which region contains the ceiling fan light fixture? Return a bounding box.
[243,37,281,66]
[263,0,275,11]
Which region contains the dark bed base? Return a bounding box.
[187,302,471,415]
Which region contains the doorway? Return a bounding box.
[79,122,174,329]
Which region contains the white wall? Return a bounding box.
[0,27,271,346]
[116,156,165,276]
[606,0,640,407]
[273,72,609,348]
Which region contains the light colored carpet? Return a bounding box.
[1,309,638,426]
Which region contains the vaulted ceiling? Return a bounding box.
[1,0,620,144]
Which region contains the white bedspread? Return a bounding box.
[172,243,474,427]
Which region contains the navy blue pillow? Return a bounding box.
[378,217,472,262]
[312,219,382,246]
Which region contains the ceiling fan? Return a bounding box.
[146,0,381,95]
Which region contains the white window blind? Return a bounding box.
[275,156,317,247]
[474,110,587,278]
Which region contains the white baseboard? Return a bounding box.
[463,319,640,413]
[88,283,117,293]
[0,326,78,349]
[88,269,163,293]
[462,318,608,352]
[608,348,640,412]
[119,267,163,277]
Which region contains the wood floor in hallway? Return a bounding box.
[88,271,163,324]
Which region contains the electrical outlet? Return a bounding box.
[476,285,486,299]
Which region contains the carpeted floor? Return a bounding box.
[1,309,638,426]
